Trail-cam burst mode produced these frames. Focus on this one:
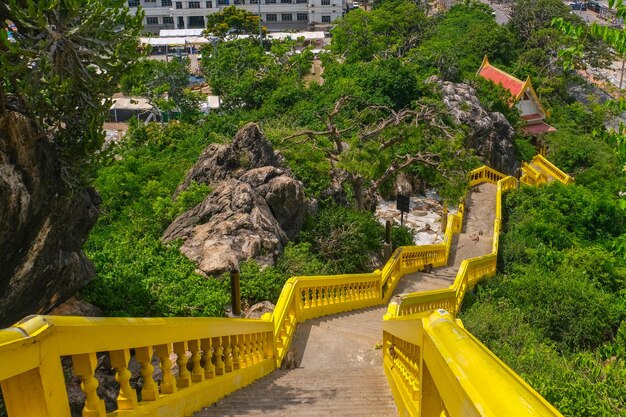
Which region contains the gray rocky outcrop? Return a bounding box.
[163,123,308,277]
[427,76,519,175]
[0,113,100,328]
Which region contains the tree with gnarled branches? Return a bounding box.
[281,96,478,210]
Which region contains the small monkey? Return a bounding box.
[280,348,299,370]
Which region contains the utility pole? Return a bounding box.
[258,0,263,44]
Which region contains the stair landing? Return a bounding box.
[194,306,397,416]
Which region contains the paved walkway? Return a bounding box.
[393,182,496,294]
[195,306,397,416]
[195,183,497,416]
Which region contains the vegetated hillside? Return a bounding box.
[79,0,626,413]
[461,135,626,415]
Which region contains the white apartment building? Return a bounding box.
[128,0,345,33]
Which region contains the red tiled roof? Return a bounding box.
[478,65,525,97]
[521,113,542,121]
[520,122,556,135]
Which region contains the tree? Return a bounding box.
[281,97,477,210]
[407,3,516,81]
[204,5,265,40]
[508,0,575,41]
[200,38,312,110]
[0,0,143,183]
[0,0,142,325]
[120,58,204,122]
[330,0,429,63]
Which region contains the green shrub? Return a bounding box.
[300,205,385,273]
[239,242,329,304]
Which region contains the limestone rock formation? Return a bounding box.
[0,113,100,328]
[428,76,519,175]
[163,123,308,277]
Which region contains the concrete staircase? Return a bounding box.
[195,306,397,416]
[196,184,497,417]
[393,183,497,294]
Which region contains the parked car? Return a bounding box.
[569,2,587,10]
[588,1,601,12]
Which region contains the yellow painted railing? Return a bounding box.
[387,168,516,319]
[271,272,383,364]
[0,315,275,417]
[0,156,570,417]
[382,310,564,417]
[531,154,574,185]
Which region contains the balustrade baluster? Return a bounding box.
[109,349,138,410]
[255,333,264,362]
[305,288,312,309]
[200,339,215,379]
[232,335,241,370]
[240,333,250,368]
[134,346,159,401]
[154,343,177,394]
[72,353,106,417]
[188,340,205,382]
[173,342,191,388]
[213,337,225,375]
[223,336,234,373]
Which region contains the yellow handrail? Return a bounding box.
[0,156,572,417]
[382,310,564,417]
[532,154,574,185]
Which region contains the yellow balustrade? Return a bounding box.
[0,315,275,417]
[532,154,574,185]
[390,173,517,318]
[383,310,563,417]
[0,157,572,417]
[468,165,507,186]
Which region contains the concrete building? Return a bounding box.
[128,0,344,33]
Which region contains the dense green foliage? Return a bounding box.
[120,59,204,122]
[0,0,142,184]
[462,159,626,414]
[68,0,626,413]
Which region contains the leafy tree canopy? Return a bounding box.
[0,0,142,183]
[204,5,265,39]
[330,0,429,62]
[200,38,312,110]
[120,58,204,122]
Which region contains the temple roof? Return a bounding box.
[477,56,526,98]
[520,122,557,135]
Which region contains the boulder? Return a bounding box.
[427,77,519,175]
[163,123,309,277]
[245,301,276,319]
[0,113,100,328]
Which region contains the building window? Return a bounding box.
[128,0,139,6]
[189,1,201,7]
[218,0,229,4]
[144,0,156,2]
[281,0,291,3]
[281,13,292,20]
[297,12,308,20]
[250,0,258,4]
[321,15,331,22]
[146,16,159,25]
[178,16,184,26]
[206,0,213,7]
[265,0,276,4]
[176,1,183,8]
[235,0,245,4]
[321,0,330,4]
[266,13,277,21]
[163,16,174,24]
[296,0,307,3]
[161,0,172,5]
